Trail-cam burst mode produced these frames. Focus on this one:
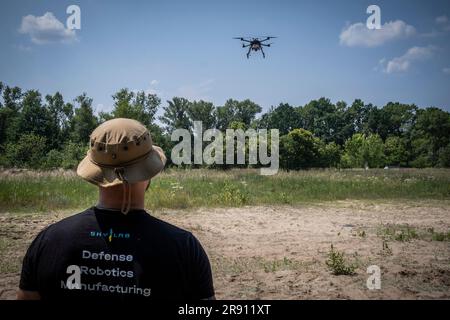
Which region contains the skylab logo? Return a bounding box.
[89,229,131,242]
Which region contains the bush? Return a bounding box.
[4,133,47,169]
[61,142,89,169]
[410,138,433,168]
[280,128,321,169]
[384,136,408,166]
[318,142,341,168]
[219,182,249,205]
[437,144,450,168]
[325,245,357,275]
[42,149,63,169]
[341,133,384,168]
[410,154,432,168]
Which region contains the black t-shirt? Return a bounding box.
[19,206,214,300]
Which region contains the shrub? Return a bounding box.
[61,142,89,169]
[280,128,321,169]
[341,133,385,168]
[4,133,47,168]
[325,245,357,275]
[42,149,63,169]
[437,144,450,168]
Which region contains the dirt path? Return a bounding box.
[1,201,450,299]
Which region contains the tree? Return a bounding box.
[160,97,191,133]
[365,134,385,168]
[280,128,321,170]
[331,101,354,145]
[217,99,261,130]
[384,136,408,166]
[0,85,23,145]
[341,133,384,168]
[4,133,47,168]
[437,144,450,168]
[366,102,417,140]
[106,88,160,127]
[256,103,300,135]
[188,100,217,130]
[298,98,336,143]
[346,99,371,134]
[148,123,171,157]
[235,99,262,127]
[318,142,342,168]
[410,137,433,168]
[412,107,450,165]
[43,149,63,169]
[45,92,74,149]
[18,90,56,150]
[70,93,98,144]
[60,142,89,169]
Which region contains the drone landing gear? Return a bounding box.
[261,47,266,59]
[246,47,251,59]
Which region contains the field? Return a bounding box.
[1,168,450,299]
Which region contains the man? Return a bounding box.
[18,118,215,300]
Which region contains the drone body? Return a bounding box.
[233,36,276,58]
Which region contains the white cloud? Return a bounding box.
[177,79,214,101]
[339,20,416,47]
[443,67,450,75]
[380,46,435,74]
[131,86,165,98]
[13,44,32,52]
[19,12,77,44]
[145,88,164,96]
[435,15,450,31]
[150,80,159,86]
[436,15,448,25]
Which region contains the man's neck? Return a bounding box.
[96,201,145,211]
[97,184,146,211]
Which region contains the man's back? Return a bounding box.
[19,206,214,300]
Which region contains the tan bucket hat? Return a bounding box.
[77,118,167,214]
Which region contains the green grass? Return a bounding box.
[0,168,450,213]
[325,245,357,276]
[378,224,450,242]
[378,224,419,242]
[0,174,98,213]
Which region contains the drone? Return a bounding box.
[233,36,277,59]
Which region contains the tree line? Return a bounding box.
[0,81,449,170]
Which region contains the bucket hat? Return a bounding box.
[77,118,166,214]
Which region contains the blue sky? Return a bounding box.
[1,0,450,115]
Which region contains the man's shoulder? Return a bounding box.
[144,214,195,242]
[41,207,96,236]
[40,207,196,246]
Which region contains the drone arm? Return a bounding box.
[260,36,276,42]
[234,38,252,42]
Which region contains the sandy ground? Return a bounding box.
[1,201,450,299]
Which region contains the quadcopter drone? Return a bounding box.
[233,36,277,59]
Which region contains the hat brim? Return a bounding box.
[76,145,167,187]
